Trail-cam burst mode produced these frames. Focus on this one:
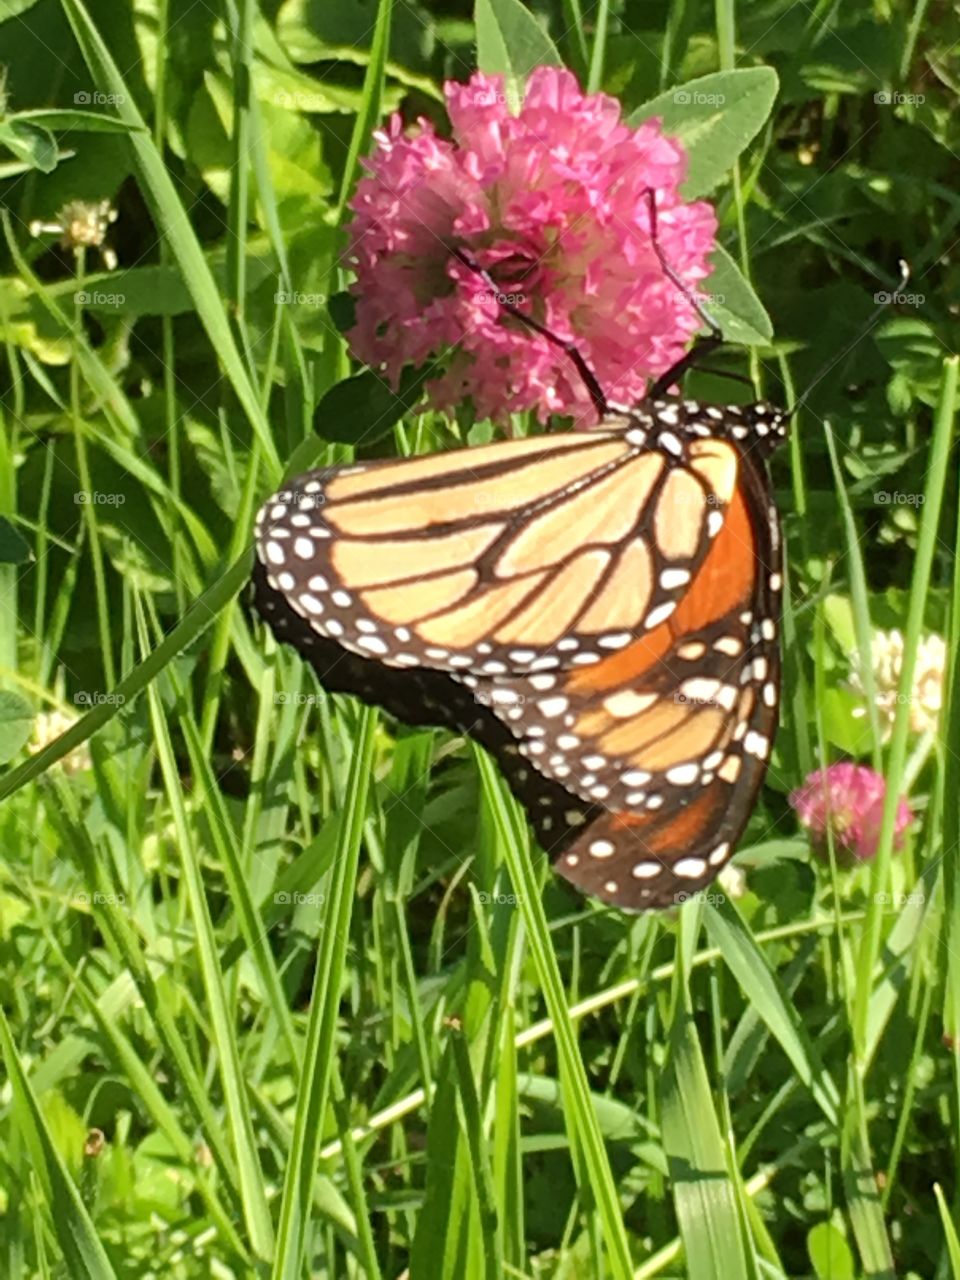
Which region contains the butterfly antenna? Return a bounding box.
[449,245,610,419]
[789,260,911,418]
[644,188,723,342]
[641,188,727,401]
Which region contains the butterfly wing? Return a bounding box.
[253,415,740,680]
[549,446,783,908]
[251,555,595,845]
[254,402,785,911]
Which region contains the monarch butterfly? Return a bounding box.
[254,185,787,909]
[252,365,787,910]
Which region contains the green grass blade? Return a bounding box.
[705,900,840,1125]
[934,1183,960,1274]
[660,962,750,1280]
[271,705,378,1280]
[0,1007,118,1279]
[472,746,634,1280]
[137,596,275,1259]
[338,0,393,212]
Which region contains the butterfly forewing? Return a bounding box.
[254,408,748,680]
[253,398,787,911]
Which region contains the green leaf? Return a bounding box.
[0,0,41,20]
[704,244,773,345]
[313,364,439,445]
[807,1221,856,1280]
[629,68,779,197]
[11,108,140,134]
[0,516,32,565]
[276,0,437,76]
[475,0,561,111]
[0,118,58,172]
[255,61,391,117]
[0,690,34,763]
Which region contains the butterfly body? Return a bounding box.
[253,396,787,910]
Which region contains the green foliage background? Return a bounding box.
[0,0,958,1276]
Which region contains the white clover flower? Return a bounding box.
[30,199,118,270]
[847,629,944,739]
[29,708,91,775]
